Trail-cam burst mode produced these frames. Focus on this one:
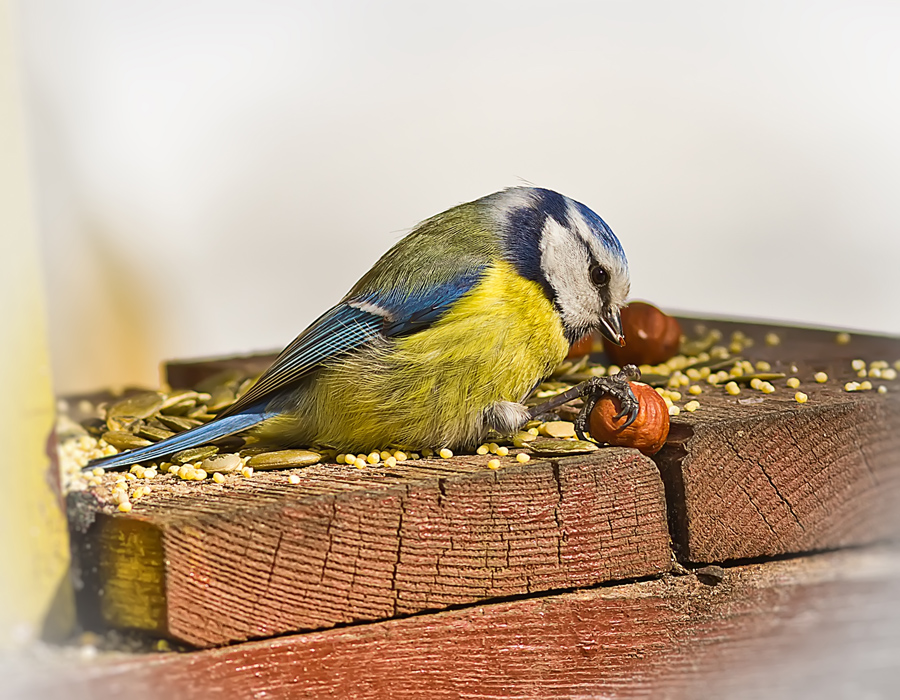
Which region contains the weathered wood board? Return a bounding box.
[13,547,900,700]
[65,317,900,649]
[69,450,672,647]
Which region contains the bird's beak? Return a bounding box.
[598,307,625,347]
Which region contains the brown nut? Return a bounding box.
[602,301,682,366]
[588,381,670,456]
[566,333,594,359]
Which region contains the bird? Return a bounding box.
[86,187,636,471]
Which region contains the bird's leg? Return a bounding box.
[526,364,642,441]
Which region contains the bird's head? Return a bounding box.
[490,187,630,346]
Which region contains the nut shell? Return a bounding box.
[566,333,594,359]
[603,302,682,366]
[588,381,670,456]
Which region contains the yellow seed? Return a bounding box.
[168,466,181,478]
[668,391,682,402]
[857,369,867,378]
[725,381,740,396]
[476,445,489,455]
[851,359,866,371]
[794,392,808,404]
[742,361,755,374]
[380,450,392,460]
[353,458,367,469]
[755,361,772,372]
[195,469,208,480]
[870,360,888,369]
[729,365,744,377]
[336,454,346,464]
[212,472,225,484]
[663,396,674,408]
[439,448,453,459]
[488,443,499,454]
[384,456,397,468]
[860,380,873,391]
[527,427,540,436]
[765,333,781,346]
[129,465,142,474]
[684,400,700,412]
[836,332,851,345]
[241,466,254,477]
[495,446,509,457]
[92,467,105,476]
[878,385,888,394]
[118,501,132,513]
[786,377,800,389]
[760,382,776,394]
[143,468,157,479]
[410,453,420,460]
[699,367,711,379]
[814,372,828,383]
[688,385,702,395]
[883,368,897,380]
[668,405,681,416]
[686,368,701,381]
[869,368,882,379]
[487,459,501,470]
[393,451,408,461]
[516,453,530,463]
[750,378,763,390]
[367,452,381,465]
[844,382,860,392]
[288,474,301,485]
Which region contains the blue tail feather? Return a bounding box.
[84,408,271,471]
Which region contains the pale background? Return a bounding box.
[16,0,900,395]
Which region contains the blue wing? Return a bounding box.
[217,267,486,418]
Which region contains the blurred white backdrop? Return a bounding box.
[16,0,900,394]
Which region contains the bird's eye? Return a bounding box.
[590,265,609,287]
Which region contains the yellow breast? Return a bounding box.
[264,260,570,452]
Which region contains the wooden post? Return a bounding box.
[0,0,73,647]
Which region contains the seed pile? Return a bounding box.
[56,325,899,503]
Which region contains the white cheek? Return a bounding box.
[539,219,601,329]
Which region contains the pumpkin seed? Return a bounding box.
[207,385,237,412]
[527,438,598,456]
[171,445,219,464]
[248,449,321,470]
[156,414,203,432]
[137,425,176,442]
[158,390,207,413]
[102,431,154,451]
[107,392,163,421]
[200,453,243,474]
[539,421,577,439]
[194,369,244,395]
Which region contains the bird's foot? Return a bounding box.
[527,364,641,441]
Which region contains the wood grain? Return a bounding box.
[70,449,671,647]
[16,547,900,700]
[655,321,900,563]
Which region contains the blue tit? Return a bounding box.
[87,187,634,470]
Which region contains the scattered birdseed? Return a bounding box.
[755,361,772,372]
[241,466,254,478]
[288,474,301,485]
[668,405,681,416]
[844,382,860,392]
[870,368,883,378]
[836,332,851,345]
[684,400,700,412]
[195,469,208,480]
[760,382,776,394]
[786,377,800,389]
[380,451,393,461]
[688,385,702,395]
[795,392,808,404]
[393,451,408,461]
[384,456,398,468]
[336,454,346,464]
[857,369,868,378]
[860,380,873,391]
[476,444,490,455]
[495,446,509,457]
[367,452,381,465]
[814,372,828,383]
[212,472,226,484]
[725,381,741,396]
[750,378,763,390]
[487,459,501,470]
[883,369,897,380]
[870,360,889,369]
[878,386,888,394]
[516,453,530,463]
[765,333,781,346]
[439,448,453,459]
[851,359,866,371]
[117,501,132,513]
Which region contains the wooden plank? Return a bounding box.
[69,449,672,647]
[13,547,900,700]
[655,320,900,563]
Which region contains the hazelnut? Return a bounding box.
[566,333,594,360]
[603,301,681,366]
[588,381,670,456]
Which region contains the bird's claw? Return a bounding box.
[572,364,641,440]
